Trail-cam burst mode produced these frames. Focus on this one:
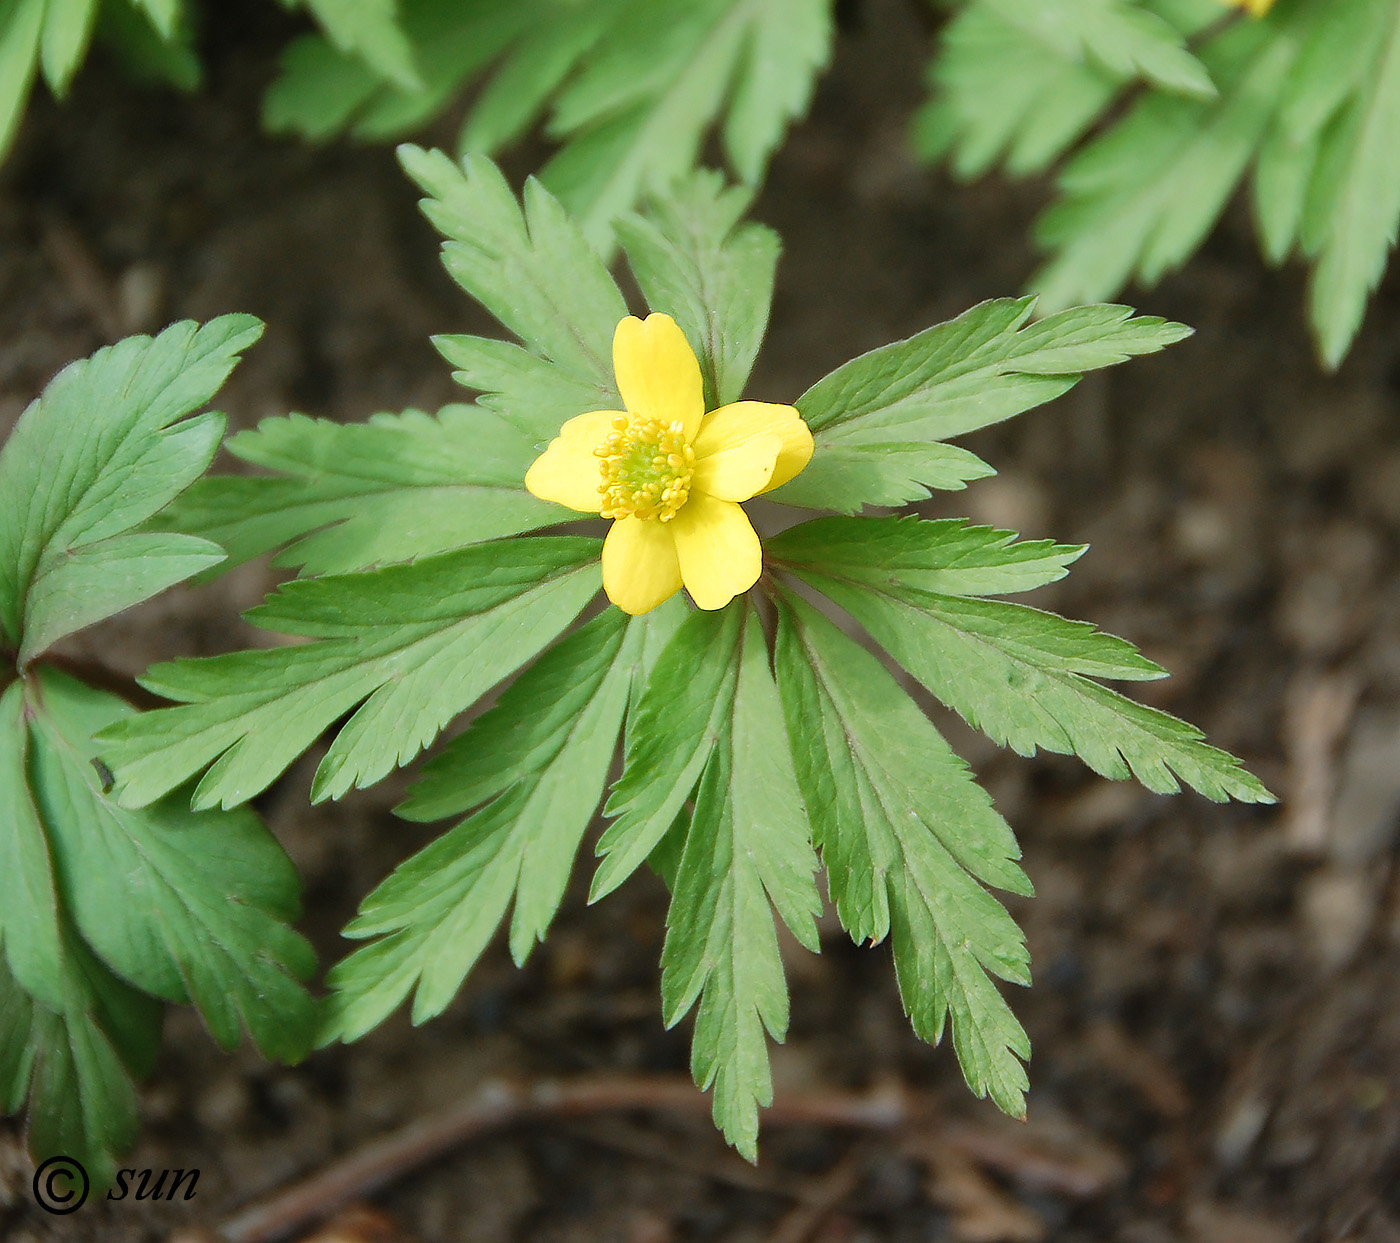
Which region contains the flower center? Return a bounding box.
[595,415,695,521]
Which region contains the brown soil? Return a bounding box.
[3,2,1399,1241]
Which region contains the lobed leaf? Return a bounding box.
[617,170,780,410]
[768,515,1085,597]
[0,315,260,661]
[97,537,602,810]
[659,604,822,1159]
[323,609,647,1041]
[771,298,1189,513]
[775,592,1031,1115]
[163,406,555,577]
[794,570,1272,804]
[29,668,317,1063]
[590,604,744,902]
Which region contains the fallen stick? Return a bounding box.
[212,1073,914,1243]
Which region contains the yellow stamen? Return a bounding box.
[595,415,696,522]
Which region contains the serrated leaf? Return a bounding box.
[768,515,1086,597]
[0,682,67,1013]
[1302,0,1400,368]
[797,569,1272,804]
[22,532,224,661]
[539,0,832,248]
[458,0,630,157]
[774,592,1031,1115]
[162,406,555,577]
[617,171,780,409]
[302,0,419,90]
[98,537,602,810]
[0,316,261,661]
[3,945,158,1190]
[770,299,1190,513]
[28,667,316,1062]
[1031,18,1294,311]
[659,604,821,1159]
[400,146,626,439]
[399,608,631,823]
[590,604,744,902]
[0,683,163,1186]
[323,609,643,1041]
[982,0,1214,97]
[266,0,534,141]
[915,3,1120,179]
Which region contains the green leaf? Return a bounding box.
[590,604,744,903]
[129,0,178,39]
[98,537,602,810]
[22,532,224,662]
[458,0,630,157]
[1301,0,1400,368]
[770,299,1190,513]
[39,0,98,96]
[265,0,532,141]
[1031,18,1294,312]
[773,592,1031,1116]
[29,667,317,1062]
[0,682,163,1186]
[540,0,832,249]
[981,0,1215,97]
[768,515,1085,597]
[0,682,67,1013]
[97,0,200,92]
[660,604,821,1159]
[400,146,626,441]
[1,946,158,1190]
[617,170,780,409]
[161,406,555,577]
[301,0,420,90]
[793,566,1273,804]
[0,315,261,661]
[914,2,1120,179]
[323,608,642,1041]
[0,0,43,166]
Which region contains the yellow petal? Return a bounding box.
[691,432,781,502]
[693,401,814,492]
[558,409,624,442]
[670,493,762,611]
[612,314,704,440]
[602,517,683,615]
[524,432,604,513]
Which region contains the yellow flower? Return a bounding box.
[525,313,813,615]
[1223,0,1275,13]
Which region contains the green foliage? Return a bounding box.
[770,297,1191,512]
[658,604,821,1159]
[771,516,1273,803]
[266,0,833,248]
[0,318,316,1185]
[164,407,556,576]
[91,158,1270,1166]
[323,608,648,1041]
[774,592,1032,1115]
[920,0,1400,367]
[98,537,602,809]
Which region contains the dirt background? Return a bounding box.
[2,1,1400,1240]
